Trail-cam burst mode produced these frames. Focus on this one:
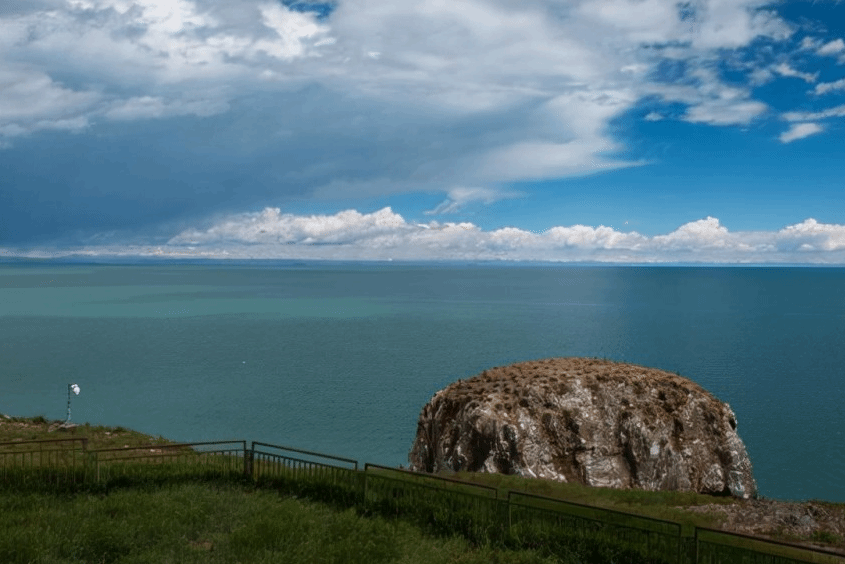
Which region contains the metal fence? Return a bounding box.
[695,528,845,564]
[364,463,502,541]
[251,441,360,503]
[508,490,687,564]
[0,437,89,488]
[89,440,247,483]
[1,438,843,563]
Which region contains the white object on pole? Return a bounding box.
[66,383,81,423]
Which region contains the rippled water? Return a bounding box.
[2,260,843,501]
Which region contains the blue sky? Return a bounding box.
[1,0,845,262]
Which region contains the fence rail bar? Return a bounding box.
[508,490,682,535]
[365,471,499,500]
[91,440,245,454]
[0,438,88,448]
[697,527,845,562]
[251,442,358,469]
[254,454,352,469]
[91,452,238,463]
[364,464,498,497]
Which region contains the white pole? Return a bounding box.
[66,384,80,423]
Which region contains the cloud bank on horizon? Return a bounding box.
[5,207,845,264]
[160,208,845,263]
[1,0,844,263]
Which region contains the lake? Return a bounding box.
[1,259,843,501]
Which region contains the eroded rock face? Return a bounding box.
[408,358,757,498]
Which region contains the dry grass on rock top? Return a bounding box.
[445,357,721,412]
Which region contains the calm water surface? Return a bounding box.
[1,260,843,501]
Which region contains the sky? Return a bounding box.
[1,0,845,263]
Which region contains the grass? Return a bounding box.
[0,418,564,564]
[0,415,173,450]
[813,530,844,545]
[0,482,562,564]
[450,470,732,529]
[3,416,843,563]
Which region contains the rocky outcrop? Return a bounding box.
[408,357,757,498]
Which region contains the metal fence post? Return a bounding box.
[694,527,699,564]
[81,438,89,482]
[244,442,254,480]
[87,450,99,483]
[505,497,512,537]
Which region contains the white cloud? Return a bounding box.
[683,98,767,125]
[653,217,729,248]
[168,207,410,246]
[0,0,799,180]
[783,104,845,122]
[799,36,817,51]
[425,186,524,215]
[544,224,647,250]
[121,208,845,263]
[779,122,823,143]
[779,219,845,252]
[576,0,683,43]
[646,67,769,126]
[104,96,168,121]
[104,95,229,120]
[689,2,790,50]
[576,0,790,50]
[798,36,845,63]
[467,89,645,180]
[814,78,845,95]
[479,140,636,181]
[817,38,845,56]
[0,0,336,146]
[256,3,330,60]
[644,111,663,121]
[748,67,773,85]
[0,66,98,138]
[773,63,817,83]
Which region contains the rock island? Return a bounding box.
[409,357,757,499]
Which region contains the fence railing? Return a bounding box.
[0,437,89,487]
[251,441,360,503]
[90,440,247,483]
[364,463,502,542]
[508,490,687,564]
[695,527,845,564]
[1,438,843,564]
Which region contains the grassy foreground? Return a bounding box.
[3,416,844,561]
[0,483,559,564]
[0,417,558,564]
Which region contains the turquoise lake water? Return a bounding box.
[1,260,843,502]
